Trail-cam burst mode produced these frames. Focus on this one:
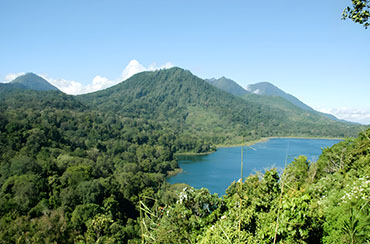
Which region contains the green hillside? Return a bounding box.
[9,73,59,91]
[246,81,351,123]
[79,67,363,144]
[247,81,314,112]
[0,89,84,111]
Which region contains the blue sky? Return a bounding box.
[1,0,369,124]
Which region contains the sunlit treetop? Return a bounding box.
[343,0,370,28]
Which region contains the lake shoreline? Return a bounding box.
[169,136,343,178]
[168,137,343,195]
[175,150,215,156]
[217,136,344,148]
[174,136,344,157]
[166,168,183,177]
[182,136,345,155]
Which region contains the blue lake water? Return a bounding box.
[167,138,341,196]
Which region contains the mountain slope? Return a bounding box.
[204,77,348,125]
[9,73,59,91]
[0,89,85,111]
[78,67,363,144]
[79,67,288,143]
[247,82,314,112]
[246,81,354,123]
[206,77,249,96]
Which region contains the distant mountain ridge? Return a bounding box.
[207,78,314,112]
[246,82,355,123]
[207,77,352,123]
[7,73,59,91]
[1,68,362,141]
[246,82,314,112]
[206,77,249,97]
[78,67,363,143]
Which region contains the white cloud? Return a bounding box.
[253,89,261,95]
[148,61,174,71]
[40,75,86,95]
[316,107,370,125]
[4,72,25,82]
[245,85,261,94]
[2,60,173,95]
[246,85,261,95]
[122,59,174,80]
[121,59,147,81]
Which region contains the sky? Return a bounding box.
[0,0,369,124]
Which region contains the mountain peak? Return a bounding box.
[205,76,249,97]
[10,73,59,91]
[246,81,314,111]
[246,82,280,94]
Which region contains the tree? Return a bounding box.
[343,0,370,28]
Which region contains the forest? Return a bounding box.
[0,89,213,243]
[0,71,369,243]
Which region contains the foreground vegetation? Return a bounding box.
[141,129,370,243]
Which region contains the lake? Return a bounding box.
[167,138,341,196]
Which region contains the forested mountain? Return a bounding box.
[246,82,354,123]
[246,81,314,112]
[206,77,321,117]
[7,73,59,91]
[207,77,351,124]
[79,67,363,144]
[206,77,249,96]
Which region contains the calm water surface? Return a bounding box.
[167,138,341,196]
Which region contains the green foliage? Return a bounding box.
[0,174,46,215]
[284,156,309,189]
[140,187,224,243]
[343,0,370,28]
[0,88,214,242]
[320,176,370,243]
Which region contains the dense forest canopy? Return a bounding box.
[0,89,212,243]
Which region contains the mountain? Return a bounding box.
[206,77,249,96]
[246,82,314,112]
[0,89,85,111]
[8,72,59,91]
[79,67,364,144]
[204,77,351,124]
[246,81,355,123]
